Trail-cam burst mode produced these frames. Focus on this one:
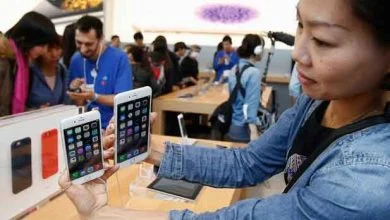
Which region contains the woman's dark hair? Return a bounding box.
[213,42,223,60]
[222,35,232,44]
[152,35,173,69]
[35,35,63,66]
[75,15,103,39]
[130,46,153,73]
[5,11,57,54]
[237,34,263,58]
[152,35,168,52]
[350,0,389,46]
[62,23,76,68]
[48,35,63,48]
[150,51,166,64]
[349,0,390,90]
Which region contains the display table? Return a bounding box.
[152,85,273,134]
[25,135,242,220]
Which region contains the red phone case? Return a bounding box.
[41,129,59,179]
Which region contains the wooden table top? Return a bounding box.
[25,135,242,220]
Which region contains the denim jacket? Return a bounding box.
[158,95,390,219]
[228,59,262,126]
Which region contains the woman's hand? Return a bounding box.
[58,112,165,218]
[103,113,163,165]
[58,157,119,218]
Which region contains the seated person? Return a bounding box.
[59,0,390,218]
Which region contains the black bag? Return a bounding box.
[209,64,253,135]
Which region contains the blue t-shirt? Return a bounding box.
[69,46,132,128]
[213,50,239,81]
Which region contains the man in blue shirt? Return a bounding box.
[213,35,239,81]
[68,16,132,128]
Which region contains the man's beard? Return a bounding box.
[81,46,99,60]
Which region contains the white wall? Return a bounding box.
[104,0,297,49]
[0,0,41,32]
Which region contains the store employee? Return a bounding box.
[68,15,132,129]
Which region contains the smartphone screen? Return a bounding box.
[116,96,150,163]
[63,119,103,181]
[11,137,32,194]
[41,129,58,179]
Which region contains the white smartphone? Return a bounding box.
[60,111,104,185]
[114,86,152,168]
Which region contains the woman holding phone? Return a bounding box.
[60,0,390,219]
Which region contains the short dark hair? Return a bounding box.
[237,34,263,58]
[173,42,189,52]
[75,15,103,39]
[222,35,232,44]
[111,35,119,41]
[6,11,57,53]
[133,31,144,40]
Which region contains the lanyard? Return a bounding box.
[83,43,103,88]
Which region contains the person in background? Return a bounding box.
[151,35,175,94]
[180,44,201,86]
[289,63,302,104]
[60,0,390,219]
[227,34,265,142]
[68,15,132,129]
[28,36,69,109]
[173,41,189,66]
[110,35,121,48]
[154,36,181,88]
[0,11,57,117]
[123,43,135,64]
[149,50,168,94]
[62,23,76,69]
[130,45,162,97]
[213,35,239,81]
[133,31,148,51]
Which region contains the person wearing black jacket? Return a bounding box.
[180,45,201,86]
